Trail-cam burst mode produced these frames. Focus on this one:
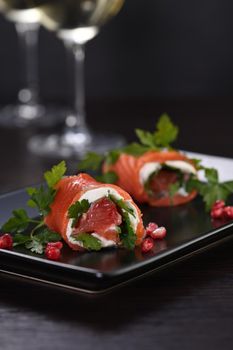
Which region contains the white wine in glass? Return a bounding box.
[0,0,65,127]
[28,0,125,158]
[0,0,40,23]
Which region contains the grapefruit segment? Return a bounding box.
[149,169,179,199]
[74,197,122,242]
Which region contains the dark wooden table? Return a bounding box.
[0,98,233,350]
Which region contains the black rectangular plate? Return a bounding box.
[0,188,233,294]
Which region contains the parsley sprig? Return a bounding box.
[77,114,179,175]
[72,233,102,251]
[109,195,137,250]
[1,161,66,254]
[68,199,90,227]
[108,195,136,218]
[2,209,38,233]
[165,166,233,211]
[135,113,178,150]
[120,212,137,250]
[13,228,61,254]
[96,171,118,184]
[186,168,233,211]
[27,161,66,215]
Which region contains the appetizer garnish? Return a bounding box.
[140,222,168,254]
[78,114,233,210]
[145,223,167,240]
[141,238,154,253]
[211,200,233,220]
[1,161,66,255]
[1,162,147,257]
[0,233,13,250]
[45,242,63,261]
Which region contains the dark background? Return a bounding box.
[1,0,233,103]
[0,3,233,349]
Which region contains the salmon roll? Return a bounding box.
[104,150,198,207]
[45,173,144,251]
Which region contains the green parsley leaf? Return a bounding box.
[122,142,149,156]
[33,228,61,245]
[105,150,121,165]
[25,240,44,254]
[153,113,179,148]
[204,168,219,183]
[96,171,118,184]
[168,182,181,203]
[200,184,229,211]
[27,162,65,217]
[27,186,56,216]
[77,152,104,171]
[120,212,137,250]
[73,233,102,251]
[190,158,203,170]
[27,199,37,208]
[2,209,30,233]
[186,177,203,193]
[135,114,178,151]
[108,195,136,249]
[221,181,233,192]
[186,171,233,211]
[109,195,136,218]
[13,226,61,252]
[44,161,67,188]
[13,233,31,247]
[135,129,157,148]
[68,199,90,227]
[143,170,160,197]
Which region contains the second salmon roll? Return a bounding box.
[79,114,199,208]
[105,150,198,207]
[45,173,145,251]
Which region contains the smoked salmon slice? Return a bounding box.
[104,150,197,207]
[45,173,144,251]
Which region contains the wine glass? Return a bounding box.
[27,0,125,158]
[0,0,64,127]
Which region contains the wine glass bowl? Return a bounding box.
[0,0,40,23]
[37,0,124,43]
[0,0,65,127]
[27,0,125,158]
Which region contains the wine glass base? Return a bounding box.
[0,104,66,128]
[28,132,125,159]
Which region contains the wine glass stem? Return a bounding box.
[15,22,40,106]
[72,43,86,128]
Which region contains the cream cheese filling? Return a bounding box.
[164,160,197,175]
[140,160,197,185]
[139,162,162,184]
[66,187,139,248]
[140,160,197,198]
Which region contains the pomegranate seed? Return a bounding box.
[211,207,224,219]
[141,238,154,253]
[149,226,167,240]
[223,206,233,219]
[212,200,225,210]
[45,246,61,261]
[0,233,13,250]
[47,241,63,250]
[146,222,158,235]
